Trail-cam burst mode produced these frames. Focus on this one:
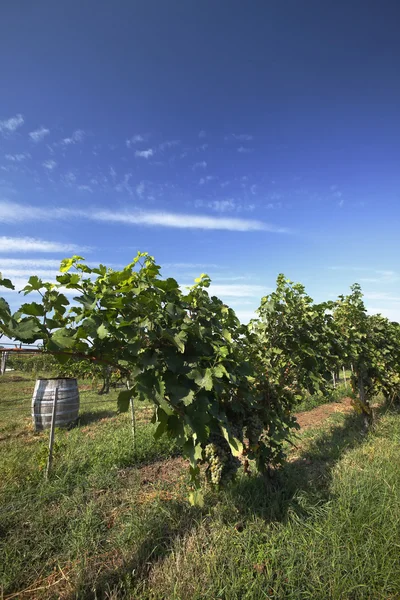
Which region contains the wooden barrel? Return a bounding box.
[32,378,80,431]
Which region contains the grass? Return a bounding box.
[295,382,353,412]
[1,372,400,599]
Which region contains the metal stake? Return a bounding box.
[45,388,58,480]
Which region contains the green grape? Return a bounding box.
[204,435,241,486]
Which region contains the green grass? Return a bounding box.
[1,372,400,599]
[296,382,353,412]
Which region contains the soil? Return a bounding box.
[295,397,354,430]
[139,456,188,486]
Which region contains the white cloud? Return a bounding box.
[164,262,220,269]
[234,309,257,324]
[0,258,64,269]
[135,148,154,159]
[93,210,288,232]
[29,127,50,143]
[192,161,207,170]
[61,129,85,145]
[198,130,206,138]
[195,198,255,214]
[43,159,57,170]
[367,306,400,322]
[0,236,83,253]
[0,200,70,223]
[62,172,76,185]
[237,146,253,153]
[78,185,93,193]
[126,134,145,148]
[5,153,30,162]
[180,283,267,298]
[225,134,253,141]
[198,144,208,151]
[115,173,133,195]
[0,114,24,134]
[0,200,289,233]
[199,175,216,185]
[359,270,399,284]
[159,140,180,151]
[194,199,236,213]
[136,181,145,199]
[363,292,400,302]
[250,184,257,195]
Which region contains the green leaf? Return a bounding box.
[222,329,232,343]
[190,368,213,391]
[117,388,133,412]
[13,318,42,342]
[154,278,179,292]
[51,328,76,349]
[23,276,44,292]
[221,425,243,457]
[188,490,204,507]
[19,302,45,317]
[97,323,109,339]
[59,256,84,273]
[0,275,14,290]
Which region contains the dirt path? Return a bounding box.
[295,397,354,430]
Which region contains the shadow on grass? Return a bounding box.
[226,403,391,523]
[74,501,201,599]
[77,410,117,426]
[71,405,391,599]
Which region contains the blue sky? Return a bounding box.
[1,0,400,322]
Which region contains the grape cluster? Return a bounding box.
[245,414,264,446]
[204,435,241,486]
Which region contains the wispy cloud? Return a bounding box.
[115,173,134,195]
[225,133,253,141]
[192,161,207,170]
[159,140,180,151]
[0,114,24,135]
[78,185,93,193]
[0,200,289,233]
[42,159,57,171]
[0,200,70,223]
[164,262,220,269]
[29,126,50,143]
[135,148,154,159]
[195,199,255,213]
[199,175,216,185]
[5,153,31,162]
[0,236,83,253]
[61,129,85,146]
[180,282,267,298]
[237,146,253,153]
[195,199,236,213]
[363,292,400,302]
[61,172,76,186]
[198,130,206,138]
[329,267,399,284]
[358,270,399,284]
[126,134,145,148]
[0,258,64,269]
[136,181,145,199]
[93,210,287,232]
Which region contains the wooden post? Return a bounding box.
[343,366,347,388]
[126,380,136,450]
[130,397,136,450]
[45,388,58,480]
[0,351,7,376]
